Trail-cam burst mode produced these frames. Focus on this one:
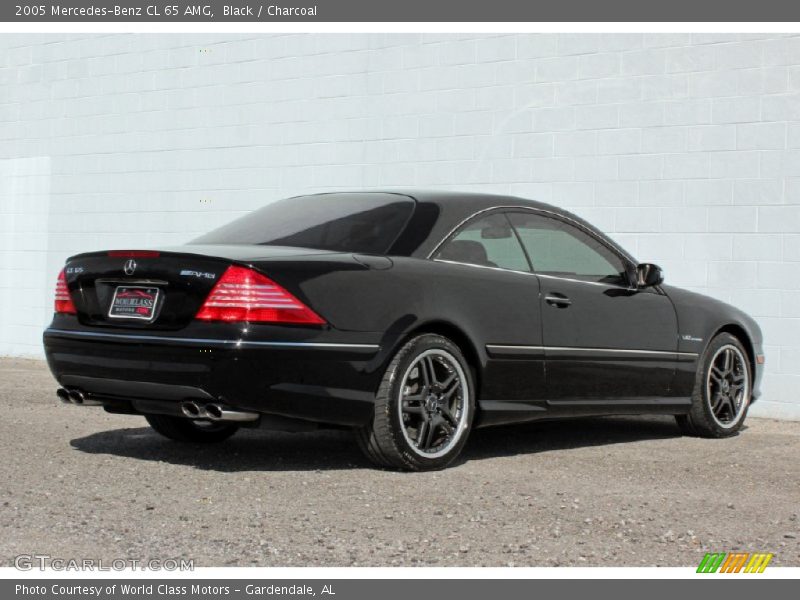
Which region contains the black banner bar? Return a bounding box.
[3,0,800,22]
[5,579,799,600]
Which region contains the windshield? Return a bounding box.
[191,193,415,255]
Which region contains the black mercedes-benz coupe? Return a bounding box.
[44,190,764,470]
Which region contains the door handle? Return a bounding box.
[545,293,572,308]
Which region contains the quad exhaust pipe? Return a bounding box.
[56,388,256,421]
[180,400,258,423]
[57,388,102,406]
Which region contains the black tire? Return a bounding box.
[357,334,476,471]
[676,332,752,438]
[145,414,239,443]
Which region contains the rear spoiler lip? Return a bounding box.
[66,244,345,263]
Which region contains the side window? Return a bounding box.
[434,213,530,272]
[507,212,628,285]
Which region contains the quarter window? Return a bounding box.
[435,213,530,272]
[507,211,628,285]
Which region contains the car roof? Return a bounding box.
[306,188,552,209]
[296,189,635,263]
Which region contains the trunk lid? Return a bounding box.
[63,245,336,330]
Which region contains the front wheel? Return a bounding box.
[145,414,239,443]
[357,334,475,471]
[676,332,752,438]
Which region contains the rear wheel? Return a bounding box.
[676,333,751,438]
[357,334,475,471]
[145,414,239,443]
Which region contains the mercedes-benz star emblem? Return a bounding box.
[123,259,137,275]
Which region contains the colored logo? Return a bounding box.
[697,552,773,573]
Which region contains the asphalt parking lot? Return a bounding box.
[1,358,798,567]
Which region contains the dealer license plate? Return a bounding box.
[108,286,160,321]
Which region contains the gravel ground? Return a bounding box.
[1,357,798,567]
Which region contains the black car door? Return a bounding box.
[506,210,679,402]
[432,211,548,407]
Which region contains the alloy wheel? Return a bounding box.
[397,349,470,459]
[706,344,750,429]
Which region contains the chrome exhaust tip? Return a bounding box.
[180,401,203,419]
[205,403,223,421]
[56,388,71,404]
[205,403,258,423]
[65,389,102,406]
[180,401,257,422]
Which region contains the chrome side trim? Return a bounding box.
[546,346,698,358]
[486,344,698,358]
[44,328,380,351]
[433,259,632,290]
[433,258,533,277]
[487,344,542,351]
[535,272,630,289]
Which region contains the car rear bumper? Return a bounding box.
[43,324,385,427]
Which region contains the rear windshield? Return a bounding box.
[191,193,415,255]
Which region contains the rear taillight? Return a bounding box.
[195,265,325,325]
[54,269,77,314]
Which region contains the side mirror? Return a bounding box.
[636,263,664,288]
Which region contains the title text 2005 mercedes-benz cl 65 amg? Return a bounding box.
[44,190,764,471]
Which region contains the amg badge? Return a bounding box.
[180,270,216,279]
